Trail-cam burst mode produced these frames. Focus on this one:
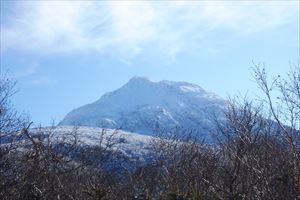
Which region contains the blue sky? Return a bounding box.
[1,1,299,125]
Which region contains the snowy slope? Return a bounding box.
[60,77,226,138]
[32,126,154,159]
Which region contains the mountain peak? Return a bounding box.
[128,76,152,84]
[127,77,204,92]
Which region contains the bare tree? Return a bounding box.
[253,64,300,199]
[0,76,30,198]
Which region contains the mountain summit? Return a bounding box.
[60,77,225,137]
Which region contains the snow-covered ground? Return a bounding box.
[34,126,155,159]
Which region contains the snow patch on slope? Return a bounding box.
[47,126,154,159]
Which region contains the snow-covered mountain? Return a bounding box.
[60,77,225,139]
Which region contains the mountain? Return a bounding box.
[60,77,226,139]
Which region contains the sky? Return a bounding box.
[0,1,299,126]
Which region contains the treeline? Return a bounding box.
[1,65,299,200]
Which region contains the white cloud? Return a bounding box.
[30,76,58,86]
[7,63,57,86]
[10,63,38,79]
[1,1,298,60]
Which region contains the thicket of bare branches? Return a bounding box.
[0,77,132,199]
[111,65,300,200]
[1,65,299,200]
[1,125,136,199]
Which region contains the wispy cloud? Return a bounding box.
[30,76,58,86]
[1,1,298,60]
[7,63,57,86]
[10,63,38,79]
